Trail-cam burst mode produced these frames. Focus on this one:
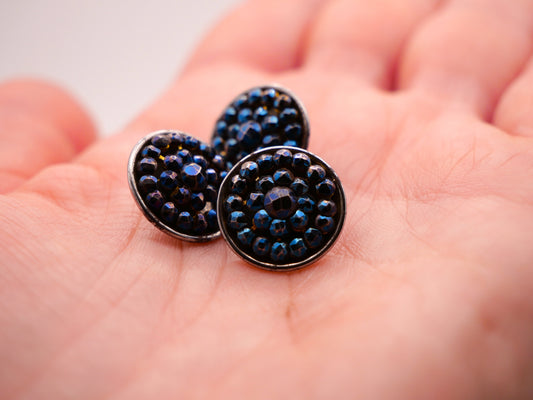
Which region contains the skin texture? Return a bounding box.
[1,0,533,398]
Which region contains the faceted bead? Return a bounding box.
[253,209,272,230]
[246,192,264,212]
[176,211,193,231]
[273,149,293,167]
[219,170,228,181]
[146,191,164,211]
[316,215,335,234]
[177,149,193,164]
[262,134,282,147]
[304,228,323,248]
[181,163,206,191]
[215,121,227,136]
[237,228,255,246]
[138,175,158,193]
[279,108,298,124]
[163,155,183,170]
[138,157,157,174]
[206,168,218,185]
[264,187,297,219]
[231,175,247,194]
[262,115,279,133]
[206,209,218,229]
[238,108,253,123]
[256,176,275,193]
[204,185,217,203]
[253,237,271,256]
[307,165,326,182]
[273,169,294,186]
[224,106,237,123]
[141,145,161,158]
[200,143,215,159]
[185,136,199,150]
[289,238,308,258]
[316,179,336,198]
[159,170,179,190]
[193,213,208,234]
[228,211,247,230]
[191,192,206,211]
[274,94,292,109]
[212,155,225,170]
[290,178,308,196]
[227,124,240,139]
[225,195,243,212]
[170,132,185,145]
[285,124,302,140]
[213,136,225,152]
[254,106,268,121]
[270,241,288,262]
[297,197,315,213]
[248,88,262,106]
[239,161,259,180]
[193,155,207,170]
[237,122,262,148]
[171,187,191,206]
[226,138,239,157]
[269,219,288,237]
[284,140,298,147]
[256,154,274,173]
[161,202,178,223]
[234,94,247,108]
[317,200,337,217]
[151,134,171,148]
[289,209,308,232]
[293,153,311,171]
[261,88,277,105]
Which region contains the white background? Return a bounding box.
[0,0,242,135]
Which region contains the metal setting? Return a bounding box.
[217,146,345,271]
[211,85,310,168]
[128,130,227,242]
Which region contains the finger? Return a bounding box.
[493,57,533,137]
[0,79,96,192]
[185,0,326,73]
[398,0,533,118]
[303,0,441,89]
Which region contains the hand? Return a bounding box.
[1,0,533,398]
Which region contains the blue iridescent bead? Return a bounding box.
[279,108,298,124]
[170,132,185,145]
[237,121,262,148]
[204,185,217,203]
[171,187,190,206]
[181,163,206,191]
[307,165,326,182]
[138,157,157,174]
[293,153,311,171]
[160,170,179,190]
[229,211,247,230]
[185,136,199,150]
[225,138,239,157]
[219,170,228,181]
[191,192,206,211]
[270,241,288,262]
[164,155,183,170]
[298,197,315,213]
[246,192,264,212]
[289,238,308,258]
[238,108,253,123]
[256,154,274,173]
[177,149,193,164]
[161,202,178,223]
[231,175,247,194]
[273,169,294,186]
[262,134,282,147]
[146,191,164,211]
[274,94,292,109]
[264,187,297,219]
[316,179,336,198]
[253,237,270,256]
[256,176,274,193]
[285,124,302,140]
[141,145,161,158]
[254,107,268,120]
[151,134,171,148]
[213,136,225,152]
[224,125,238,140]
[269,219,288,237]
[225,195,243,212]
[234,94,247,108]
[304,228,323,248]
[199,142,215,158]
[273,149,293,167]
[262,115,279,132]
[177,211,193,231]
[139,175,158,193]
[248,88,262,106]
[193,155,207,169]
[317,200,337,217]
[289,209,308,232]
[206,209,218,229]
[284,140,298,147]
[193,214,208,234]
[224,106,237,123]
[253,209,271,230]
[290,178,308,195]
[316,215,335,234]
[237,228,255,246]
[212,155,225,170]
[261,88,277,104]
[206,168,218,185]
[215,120,228,137]
[239,161,259,180]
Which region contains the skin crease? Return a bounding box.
[1,0,533,398]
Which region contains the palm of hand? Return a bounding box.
[1,1,533,399]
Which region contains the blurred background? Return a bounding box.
[0,0,242,136]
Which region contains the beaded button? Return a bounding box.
[128,130,227,241]
[211,85,310,168]
[217,146,345,271]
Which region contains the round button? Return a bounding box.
[217,146,345,271]
[211,85,310,169]
[128,130,227,241]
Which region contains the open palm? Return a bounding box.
[1,0,533,398]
